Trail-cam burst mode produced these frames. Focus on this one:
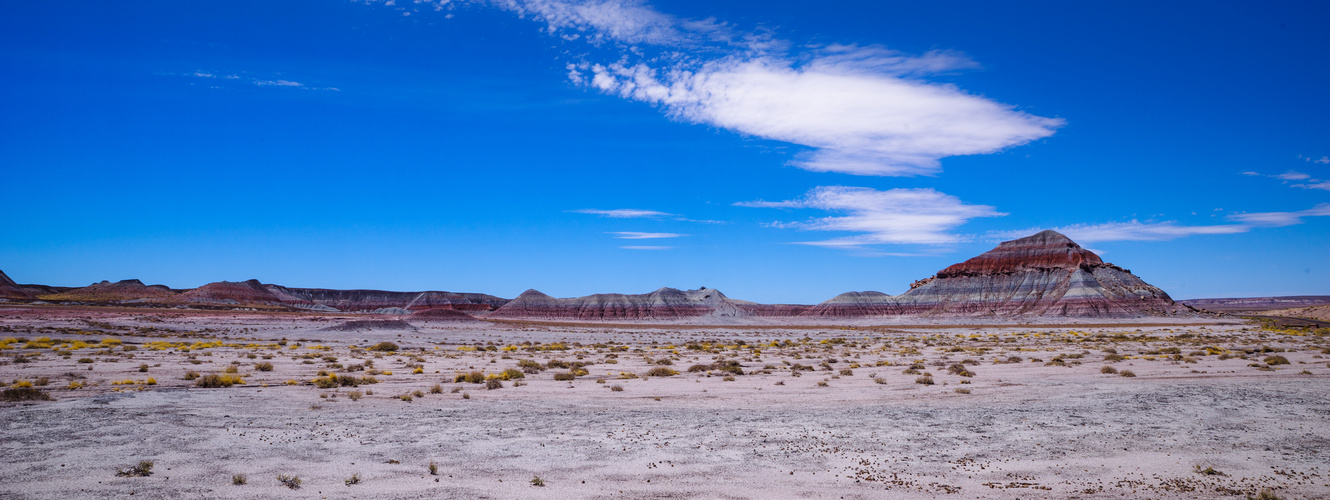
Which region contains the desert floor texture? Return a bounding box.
[1,305,1328,499]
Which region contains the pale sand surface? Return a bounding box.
[1,306,1327,499]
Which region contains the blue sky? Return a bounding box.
[1,0,1327,303]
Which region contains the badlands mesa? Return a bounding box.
[1,231,1328,499]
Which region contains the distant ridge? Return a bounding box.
[0,272,507,314]
[1179,296,1330,312]
[0,232,1198,319]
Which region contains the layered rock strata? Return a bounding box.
[807,230,1182,318]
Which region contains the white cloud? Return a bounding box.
[571,208,676,218]
[471,0,1062,176]
[737,186,1003,247]
[620,245,672,250]
[1317,156,1330,164]
[1229,203,1330,227]
[608,231,686,239]
[995,203,1330,243]
[1294,181,1330,191]
[1276,170,1311,180]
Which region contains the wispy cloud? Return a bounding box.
[608,231,686,239]
[570,208,676,218]
[994,203,1330,243]
[992,221,1248,243]
[253,79,305,87]
[620,245,672,250]
[181,71,339,91]
[1229,203,1330,227]
[1242,167,1330,191]
[397,0,1062,176]
[737,186,1003,248]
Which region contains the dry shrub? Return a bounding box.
[368,342,399,352]
[196,374,244,388]
[116,460,154,477]
[454,371,485,384]
[1,387,52,402]
[254,362,274,372]
[646,367,678,377]
[1264,355,1290,366]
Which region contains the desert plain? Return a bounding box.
[1,305,1328,499]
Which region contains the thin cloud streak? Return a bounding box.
[570,208,676,218]
[995,203,1330,243]
[608,231,686,239]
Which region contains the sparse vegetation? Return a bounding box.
[345,473,360,486]
[646,367,678,377]
[254,362,273,371]
[232,474,247,485]
[530,475,545,487]
[368,342,399,352]
[2,387,52,402]
[116,460,154,477]
[277,474,301,489]
[195,373,244,388]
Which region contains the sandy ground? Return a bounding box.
[1,305,1328,499]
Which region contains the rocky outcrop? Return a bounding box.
[0,270,33,300]
[177,279,285,306]
[488,287,748,320]
[265,286,507,313]
[807,230,1182,318]
[41,279,177,302]
[805,291,903,317]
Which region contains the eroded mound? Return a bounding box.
[321,319,416,331]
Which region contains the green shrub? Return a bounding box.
[553,372,576,381]
[1264,355,1290,366]
[368,342,399,352]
